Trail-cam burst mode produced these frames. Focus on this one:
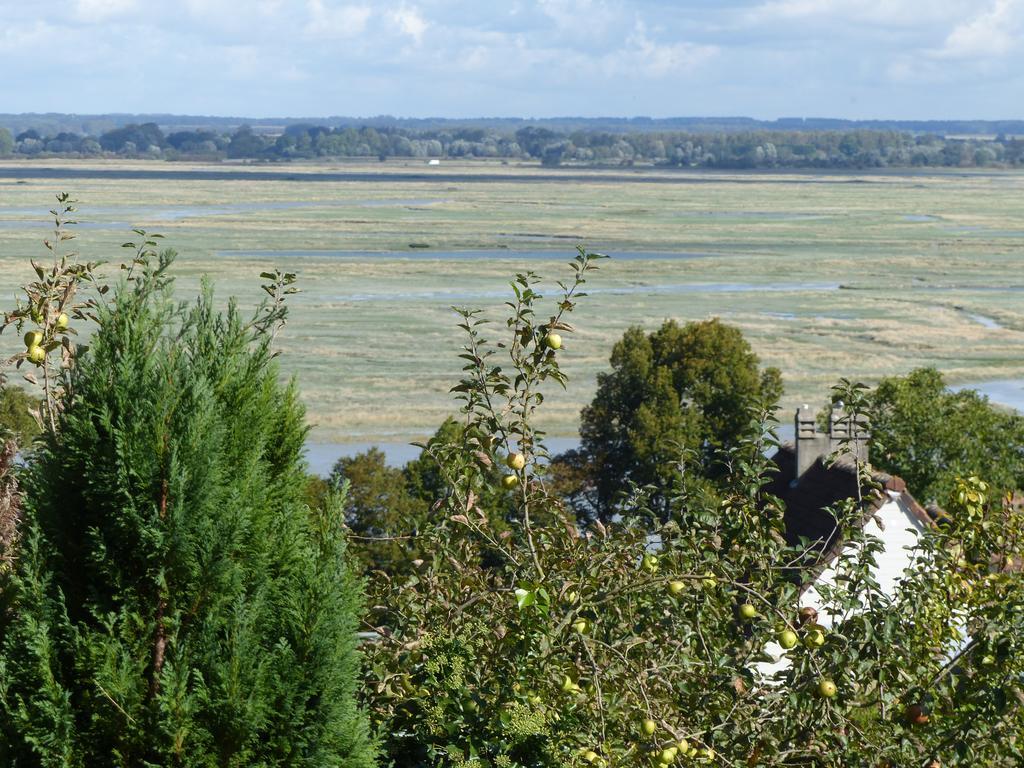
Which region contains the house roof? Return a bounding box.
[763,443,932,551]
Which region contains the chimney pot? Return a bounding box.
[795,405,829,477]
[828,405,869,465]
[794,403,870,480]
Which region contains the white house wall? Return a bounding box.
[757,492,928,676]
[801,492,928,628]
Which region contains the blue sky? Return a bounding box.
[1,0,1022,119]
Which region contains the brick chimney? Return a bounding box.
[793,403,869,479]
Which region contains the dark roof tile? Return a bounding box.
[762,444,930,549]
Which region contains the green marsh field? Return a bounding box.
[1,160,1023,446]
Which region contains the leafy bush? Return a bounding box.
[364,252,1023,767]
[0,385,41,446]
[330,447,432,575]
[319,417,512,578]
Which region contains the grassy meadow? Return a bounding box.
[1,160,1023,444]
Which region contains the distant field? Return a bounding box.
[1,160,1022,444]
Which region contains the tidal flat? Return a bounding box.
[1,160,1022,444]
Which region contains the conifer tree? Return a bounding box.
[0,251,374,767]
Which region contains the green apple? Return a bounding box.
[777,629,799,650]
[572,618,590,634]
[544,332,562,350]
[641,718,657,736]
[506,452,526,470]
[676,739,689,753]
[738,603,758,620]
[667,580,686,596]
[501,474,519,489]
[55,313,69,330]
[658,748,676,764]
[817,679,837,699]
[804,627,826,648]
[27,345,46,365]
[24,330,43,348]
[642,554,659,573]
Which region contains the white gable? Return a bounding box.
[801,491,928,628]
[757,491,929,676]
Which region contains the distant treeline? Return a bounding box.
[4,112,1024,136]
[2,120,1024,169]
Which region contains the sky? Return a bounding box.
[1,0,1022,119]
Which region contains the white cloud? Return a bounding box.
[746,0,969,26]
[932,0,1022,59]
[304,0,372,40]
[605,21,718,77]
[215,43,307,82]
[388,4,427,44]
[2,0,1024,117]
[0,20,54,52]
[413,15,715,82]
[537,0,617,36]
[74,0,136,22]
[222,44,261,79]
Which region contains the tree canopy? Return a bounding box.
[865,367,1024,505]
[577,319,782,518]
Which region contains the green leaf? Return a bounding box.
[514,588,535,610]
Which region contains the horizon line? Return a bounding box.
[4,112,1024,123]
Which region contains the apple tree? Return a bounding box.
[363,251,1023,767]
